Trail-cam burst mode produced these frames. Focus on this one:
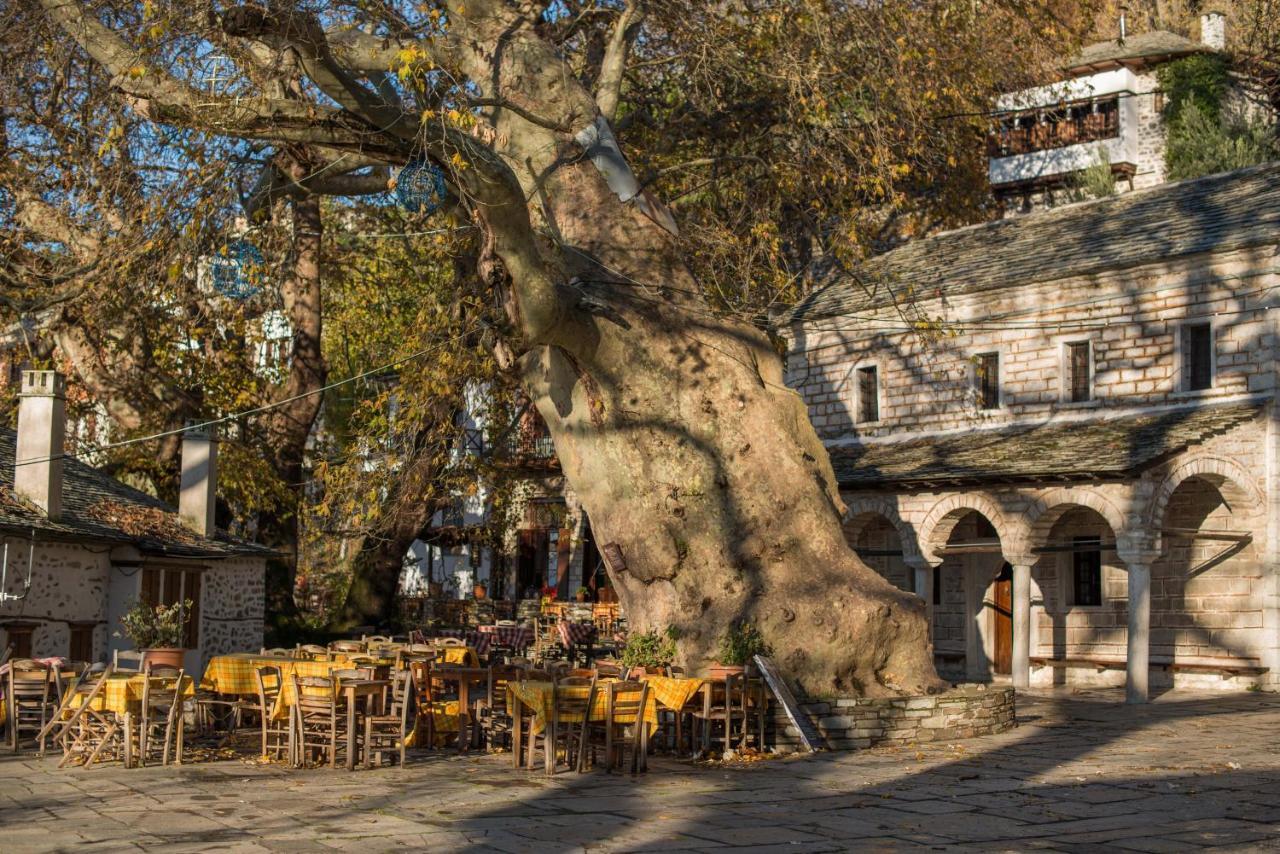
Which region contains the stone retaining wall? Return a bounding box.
[772,684,1015,752]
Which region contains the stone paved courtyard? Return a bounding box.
[3,688,1280,853]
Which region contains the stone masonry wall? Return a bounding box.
[772,685,1015,753]
[786,246,1277,440]
[0,540,110,661]
[200,557,266,660]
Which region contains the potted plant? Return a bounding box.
[473,581,488,600]
[620,627,678,679]
[709,622,768,680]
[574,586,591,602]
[596,584,618,604]
[119,599,191,669]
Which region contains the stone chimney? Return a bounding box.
[15,370,65,520]
[178,423,218,537]
[1201,11,1226,50]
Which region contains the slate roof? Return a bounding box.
[0,429,273,559]
[828,402,1261,488]
[786,162,1280,325]
[1064,30,1206,74]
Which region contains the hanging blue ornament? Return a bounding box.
[395,160,448,213]
[209,239,265,299]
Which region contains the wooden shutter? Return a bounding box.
[1068,342,1090,402]
[140,568,161,606]
[184,571,202,649]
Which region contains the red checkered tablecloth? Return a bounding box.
[477,624,534,651]
[558,621,598,648]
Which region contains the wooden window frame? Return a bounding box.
[1061,339,1093,404]
[974,352,1001,410]
[2,622,36,658]
[1069,537,1103,608]
[68,622,95,662]
[139,566,203,649]
[1179,322,1214,393]
[854,363,880,425]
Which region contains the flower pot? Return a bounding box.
[575,593,587,602]
[707,662,748,681]
[473,584,487,600]
[142,648,185,669]
[597,587,618,604]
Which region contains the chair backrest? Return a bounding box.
[566,668,597,679]
[437,637,465,648]
[552,677,596,717]
[594,662,623,679]
[387,669,413,719]
[0,643,13,670]
[254,665,283,705]
[330,640,367,653]
[495,619,517,627]
[113,649,144,672]
[521,669,553,682]
[486,665,524,711]
[260,647,293,657]
[606,679,649,720]
[556,675,594,687]
[291,673,337,719]
[406,643,435,654]
[331,667,374,682]
[363,635,393,644]
[8,661,54,706]
[297,644,330,659]
[141,665,185,716]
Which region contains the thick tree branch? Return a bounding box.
[595,0,642,122]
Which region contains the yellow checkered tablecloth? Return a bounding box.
[202,654,358,720]
[61,672,194,718]
[439,647,480,667]
[507,681,659,736]
[640,675,707,713]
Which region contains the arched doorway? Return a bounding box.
[930,509,1007,682]
[1030,504,1124,687]
[1154,473,1264,680]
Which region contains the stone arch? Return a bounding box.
[918,493,1025,564]
[1026,487,1128,555]
[1147,455,1265,554]
[843,497,923,564]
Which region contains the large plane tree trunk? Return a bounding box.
[449,4,943,698]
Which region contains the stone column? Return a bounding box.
[1126,561,1152,703]
[1012,562,1032,690]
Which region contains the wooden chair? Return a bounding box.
[252,666,288,760]
[475,665,523,750]
[290,673,343,768]
[586,680,651,774]
[437,637,465,648]
[55,667,127,769]
[689,674,749,755]
[408,660,437,751]
[112,649,144,673]
[6,660,60,753]
[138,664,186,766]
[566,668,598,679]
[529,676,596,775]
[260,647,293,657]
[363,670,413,768]
[594,661,623,680]
[363,635,393,644]
[0,643,12,670]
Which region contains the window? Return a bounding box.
[69,623,94,662]
[1182,323,1213,391]
[140,567,202,649]
[932,566,942,606]
[856,365,879,423]
[1071,537,1102,607]
[3,623,35,658]
[975,352,1000,410]
[1066,341,1091,403]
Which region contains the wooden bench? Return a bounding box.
[1030,656,1268,679]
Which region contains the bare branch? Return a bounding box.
[596,1,643,122]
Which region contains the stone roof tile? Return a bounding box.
[829,402,1261,488]
[787,162,1280,325]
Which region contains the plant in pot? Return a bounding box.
[574,586,591,602]
[620,627,678,679]
[473,581,488,600]
[709,622,768,680]
[119,599,191,669]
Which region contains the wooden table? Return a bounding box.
[340,679,388,771]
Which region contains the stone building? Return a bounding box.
[0,371,270,675]
[781,162,1280,701]
[989,13,1225,213]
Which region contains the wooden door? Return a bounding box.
[992,563,1013,675]
[516,529,544,598]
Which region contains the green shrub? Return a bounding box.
[716,621,769,666]
[620,626,678,669]
[1165,102,1277,180]
[119,599,191,649]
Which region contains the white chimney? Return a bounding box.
[1201,12,1226,50]
[178,423,218,536]
[15,370,65,520]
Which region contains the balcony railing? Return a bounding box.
[459,425,557,463]
[988,97,1119,158]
